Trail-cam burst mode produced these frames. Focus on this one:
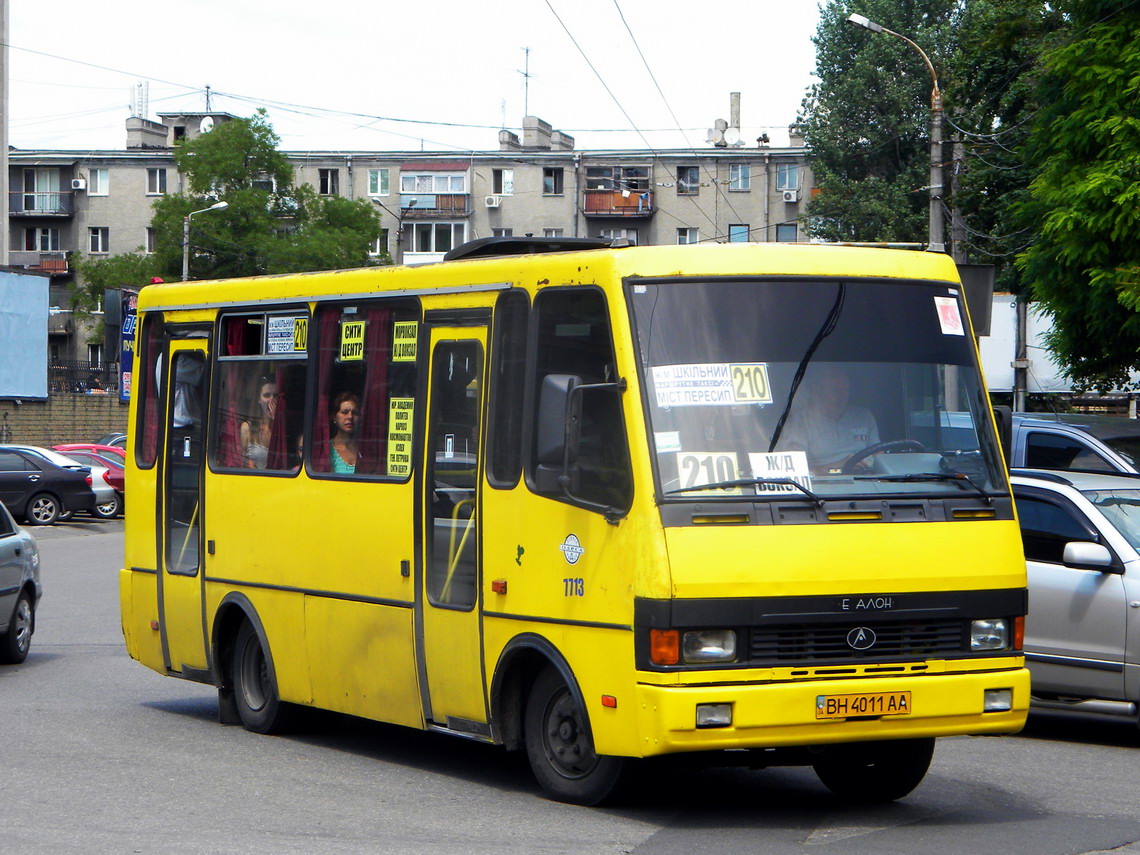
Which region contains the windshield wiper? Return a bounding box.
[853,472,992,503]
[666,477,825,507]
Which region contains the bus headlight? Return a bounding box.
[682,629,737,663]
[970,618,1010,651]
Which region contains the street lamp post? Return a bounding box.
[181,201,229,281]
[847,14,944,253]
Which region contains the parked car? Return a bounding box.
[1008,413,1140,474]
[93,433,127,450]
[0,501,40,664]
[54,443,126,463]
[0,445,97,525]
[1011,468,1140,725]
[10,447,120,520]
[53,448,124,518]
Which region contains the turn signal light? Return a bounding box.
[1013,615,1025,651]
[650,629,679,665]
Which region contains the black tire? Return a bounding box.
[524,667,628,805]
[231,620,291,734]
[93,493,121,519]
[813,738,935,802]
[0,591,34,664]
[25,493,60,526]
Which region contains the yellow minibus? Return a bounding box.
[120,237,1029,804]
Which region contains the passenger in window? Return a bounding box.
[290,433,304,473]
[329,391,361,474]
[240,377,277,469]
[779,364,879,473]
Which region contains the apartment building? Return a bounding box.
[6,112,812,362]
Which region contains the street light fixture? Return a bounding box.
[847,13,944,253]
[181,200,229,281]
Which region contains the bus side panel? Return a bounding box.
[304,597,422,729]
[119,568,164,672]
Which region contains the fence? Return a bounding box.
[49,361,120,396]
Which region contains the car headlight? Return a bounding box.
[970,618,1010,651]
[682,629,737,663]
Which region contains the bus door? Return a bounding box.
[419,327,488,729]
[159,340,209,675]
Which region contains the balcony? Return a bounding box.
[7,250,70,276]
[9,191,75,217]
[582,190,655,218]
[399,194,471,218]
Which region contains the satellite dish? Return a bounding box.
[724,127,742,146]
[199,116,215,134]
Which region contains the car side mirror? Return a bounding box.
[1062,541,1121,573]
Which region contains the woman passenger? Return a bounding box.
[240,377,277,469]
[329,391,361,474]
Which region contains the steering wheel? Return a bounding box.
[841,439,927,473]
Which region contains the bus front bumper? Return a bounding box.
[627,666,1030,757]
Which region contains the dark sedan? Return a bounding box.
[0,446,97,525]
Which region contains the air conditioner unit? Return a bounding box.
[782,189,799,203]
[71,178,87,191]
[484,195,501,208]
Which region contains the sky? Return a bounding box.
[6,0,822,154]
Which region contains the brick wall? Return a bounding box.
[0,396,129,446]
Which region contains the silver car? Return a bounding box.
[0,501,41,664]
[1011,469,1140,725]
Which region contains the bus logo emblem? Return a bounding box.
[559,534,585,565]
[847,627,876,650]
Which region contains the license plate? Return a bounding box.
[815,691,912,719]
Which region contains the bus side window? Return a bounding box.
[488,290,529,487]
[530,288,633,512]
[135,313,165,468]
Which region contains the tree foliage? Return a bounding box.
[144,109,387,282]
[1013,1,1140,389]
[71,251,160,339]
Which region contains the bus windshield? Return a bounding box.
[628,277,1006,501]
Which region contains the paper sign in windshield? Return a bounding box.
[653,363,772,408]
[934,296,965,336]
[748,451,812,494]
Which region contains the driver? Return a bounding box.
[778,364,879,473]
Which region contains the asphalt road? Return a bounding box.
[2,518,1138,854]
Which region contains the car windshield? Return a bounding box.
[1084,489,1140,550]
[628,277,1006,501]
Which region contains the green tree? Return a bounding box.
[1014,1,1140,388]
[147,109,387,281]
[71,251,160,341]
[800,0,958,244]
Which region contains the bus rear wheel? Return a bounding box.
[231,621,291,734]
[812,737,934,803]
[524,667,628,805]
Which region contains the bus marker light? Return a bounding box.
[150,620,160,631]
[491,579,507,594]
[650,629,680,665]
[601,695,617,708]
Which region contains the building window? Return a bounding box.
[369,229,389,257]
[146,168,167,195]
[88,168,109,196]
[542,167,564,195]
[319,169,340,196]
[677,166,699,195]
[728,224,750,243]
[728,164,751,191]
[400,173,466,194]
[776,163,799,191]
[88,227,110,254]
[368,168,390,196]
[677,227,699,245]
[492,168,514,196]
[492,228,513,237]
[543,228,564,237]
[413,222,466,253]
[776,223,798,242]
[88,343,103,366]
[586,166,649,192]
[599,227,638,245]
[24,227,60,251]
[146,227,156,253]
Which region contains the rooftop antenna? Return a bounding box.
[519,47,532,116]
[130,81,149,119]
[204,85,212,112]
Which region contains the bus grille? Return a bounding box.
[749,620,966,664]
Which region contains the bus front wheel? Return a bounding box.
[231,621,291,734]
[812,737,934,802]
[524,667,628,805]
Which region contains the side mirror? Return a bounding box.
[533,374,582,495]
[1062,541,1120,573]
[992,405,1012,467]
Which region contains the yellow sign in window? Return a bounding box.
[340,320,365,361]
[392,321,418,362]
